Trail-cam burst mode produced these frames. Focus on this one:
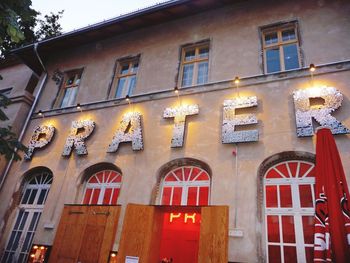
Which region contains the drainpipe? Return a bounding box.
[0,43,48,189]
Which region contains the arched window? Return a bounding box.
[160,166,210,206]
[82,170,122,205]
[264,160,315,263]
[2,169,53,263]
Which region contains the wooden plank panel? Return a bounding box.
[198,206,229,263]
[148,208,164,263]
[78,206,109,263]
[117,204,155,262]
[98,206,121,263]
[49,206,88,263]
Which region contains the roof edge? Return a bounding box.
[11,0,189,53]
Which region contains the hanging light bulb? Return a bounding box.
[174,87,179,94]
[76,103,81,110]
[234,76,240,84]
[309,64,316,72]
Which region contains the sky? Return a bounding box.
[31,0,169,33]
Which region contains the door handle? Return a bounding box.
[69,211,84,214]
[92,211,110,216]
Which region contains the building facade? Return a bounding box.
[0,0,350,262]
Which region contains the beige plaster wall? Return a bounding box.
[0,0,350,262]
[1,69,350,262]
[36,0,350,110]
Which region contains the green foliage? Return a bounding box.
[0,0,63,56]
[0,0,62,161]
[0,0,38,55]
[35,10,64,41]
[0,94,27,161]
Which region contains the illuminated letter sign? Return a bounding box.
[293,86,350,137]
[184,213,196,223]
[62,120,95,156]
[107,112,143,152]
[222,96,258,143]
[170,213,181,222]
[25,125,55,160]
[163,104,199,147]
[169,213,197,223]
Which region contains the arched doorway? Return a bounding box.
[262,154,315,263]
[157,159,211,263]
[1,168,53,263]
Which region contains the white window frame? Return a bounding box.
[179,43,210,87]
[112,58,139,99]
[264,160,315,263]
[159,166,211,206]
[83,170,122,205]
[1,172,52,263]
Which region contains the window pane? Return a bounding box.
[22,232,33,251]
[283,44,299,70]
[66,75,75,86]
[302,216,314,244]
[282,216,295,243]
[115,77,126,98]
[266,48,281,73]
[182,64,194,87]
[172,187,182,205]
[185,49,195,61]
[267,215,280,242]
[83,188,92,204]
[61,87,77,107]
[120,64,129,74]
[91,188,101,204]
[74,75,81,85]
[282,29,296,41]
[21,189,31,204]
[187,187,197,205]
[299,184,313,208]
[37,189,47,205]
[103,188,112,204]
[268,245,281,263]
[127,76,137,95]
[199,187,209,205]
[111,188,120,204]
[283,246,297,263]
[265,185,278,207]
[265,32,278,45]
[14,210,24,230]
[28,189,38,204]
[280,185,292,207]
[132,63,139,73]
[162,187,172,205]
[197,62,208,85]
[198,47,209,58]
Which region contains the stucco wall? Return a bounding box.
[0,0,350,262]
[36,0,350,110]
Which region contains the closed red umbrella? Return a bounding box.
[313,127,350,262]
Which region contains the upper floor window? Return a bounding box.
[262,23,301,73]
[112,57,139,99]
[56,69,82,108]
[264,159,315,262]
[179,43,209,87]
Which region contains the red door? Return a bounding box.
[159,212,201,263]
